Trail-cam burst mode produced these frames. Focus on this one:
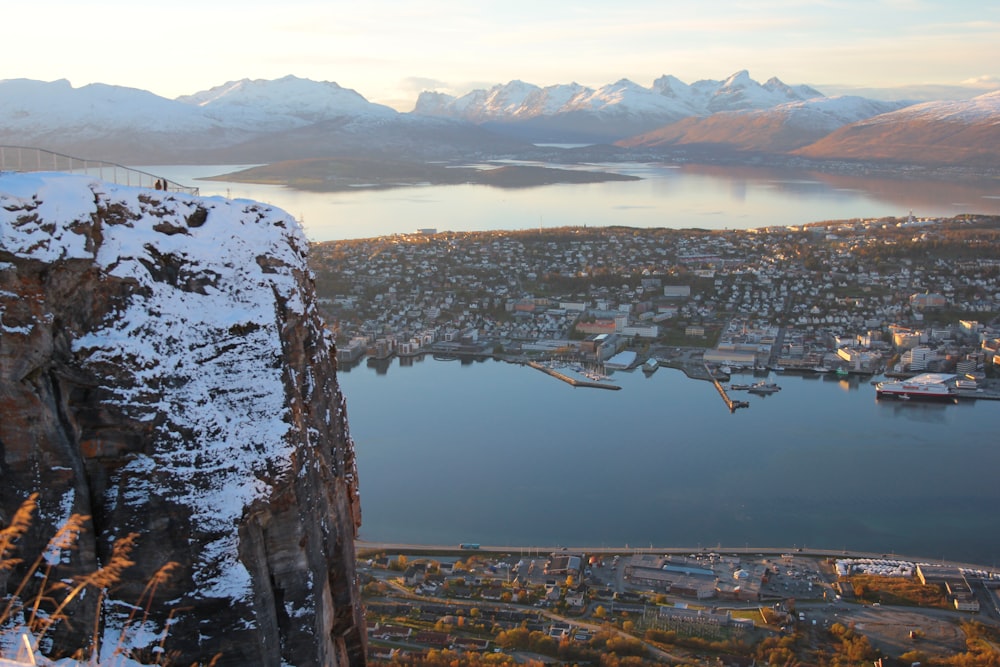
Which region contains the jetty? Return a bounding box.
[527,361,621,390]
[708,364,749,412]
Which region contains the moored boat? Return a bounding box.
[748,380,781,395]
[875,373,957,401]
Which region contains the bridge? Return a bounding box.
[0,145,198,195]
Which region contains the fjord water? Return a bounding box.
[340,359,1000,566]
[149,163,1000,241]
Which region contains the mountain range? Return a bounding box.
[1,72,998,173]
[413,70,826,143]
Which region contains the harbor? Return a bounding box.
[527,361,621,390]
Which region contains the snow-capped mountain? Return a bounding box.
[705,71,823,113]
[795,90,1000,166]
[176,74,397,131]
[620,95,906,153]
[0,78,218,136]
[413,70,826,142]
[856,89,1000,125]
[0,76,525,164]
[1,73,996,169]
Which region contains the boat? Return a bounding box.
[748,380,781,395]
[811,366,831,373]
[730,383,751,391]
[875,373,957,401]
[835,368,849,377]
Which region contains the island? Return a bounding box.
[201,157,641,191]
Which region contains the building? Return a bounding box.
[622,324,660,338]
[336,337,367,363]
[704,347,758,367]
[685,325,706,337]
[544,553,583,577]
[624,555,719,599]
[916,564,980,611]
[910,292,947,310]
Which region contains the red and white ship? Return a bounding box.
[875,373,957,401]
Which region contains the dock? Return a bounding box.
[527,361,621,390]
[707,364,749,412]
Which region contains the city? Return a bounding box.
[311,214,1000,389]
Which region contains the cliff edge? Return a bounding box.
[0,173,365,665]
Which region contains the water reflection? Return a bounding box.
[340,358,1000,563]
[876,398,954,423]
[142,162,1000,242]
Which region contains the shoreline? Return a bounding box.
[355,539,996,571]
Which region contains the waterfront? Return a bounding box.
[339,357,1000,566]
[146,162,1000,242]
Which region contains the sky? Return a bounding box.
[5,0,1000,110]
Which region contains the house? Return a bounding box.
[378,624,412,641]
[413,630,450,649]
[452,637,491,652]
[481,584,505,601]
[565,589,586,609]
[404,564,426,586]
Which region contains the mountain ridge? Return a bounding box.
[1,73,998,172]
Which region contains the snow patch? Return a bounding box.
[1,171,316,604]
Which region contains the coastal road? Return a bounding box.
[355,541,994,570]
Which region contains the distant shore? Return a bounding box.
[201,157,641,192]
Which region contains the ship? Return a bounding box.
[875,373,957,401]
[748,380,781,395]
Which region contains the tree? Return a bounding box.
[594,605,606,619]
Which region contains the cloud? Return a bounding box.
[398,77,451,93]
[961,75,1000,88]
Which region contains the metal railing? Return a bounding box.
[0,146,199,195]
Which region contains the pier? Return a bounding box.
[707,364,748,412]
[527,361,621,390]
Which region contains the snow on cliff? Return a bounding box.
[0,172,311,600]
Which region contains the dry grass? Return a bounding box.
[0,495,201,666]
[847,574,951,608]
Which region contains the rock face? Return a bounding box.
[0,173,365,665]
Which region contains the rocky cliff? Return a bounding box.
[0,173,365,665]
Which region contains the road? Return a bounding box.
[355,540,994,570]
